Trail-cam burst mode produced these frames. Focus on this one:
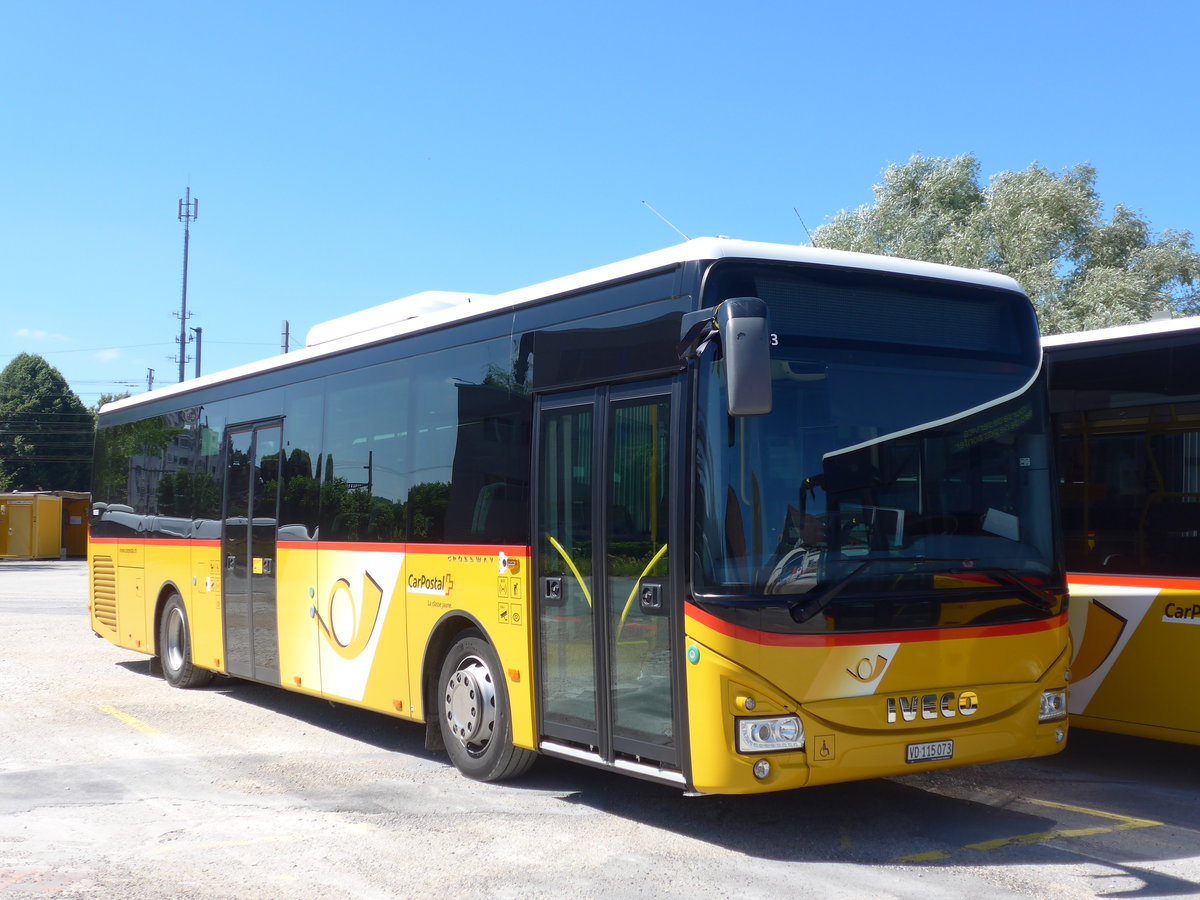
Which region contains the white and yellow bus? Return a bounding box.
[1045,316,1200,746]
[89,238,1070,794]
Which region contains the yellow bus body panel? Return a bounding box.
[268,543,535,749]
[90,540,226,671]
[91,534,1074,788]
[275,544,321,695]
[684,604,1070,795]
[398,547,535,748]
[91,539,537,752]
[186,546,224,671]
[1067,575,1200,745]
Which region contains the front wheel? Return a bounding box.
[437,630,535,781]
[158,593,212,688]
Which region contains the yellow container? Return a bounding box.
[0,493,64,559]
[62,494,90,558]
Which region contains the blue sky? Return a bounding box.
[2,1,1197,404]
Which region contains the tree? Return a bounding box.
[812,154,1200,334]
[0,354,93,491]
[94,391,130,411]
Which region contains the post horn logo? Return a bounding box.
[315,572,384,660]
[847,654,890,684]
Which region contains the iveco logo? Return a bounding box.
[886,691,979,723]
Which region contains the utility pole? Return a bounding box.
[281,320,290,354]
[147,368,155,391]
[176,187,198,382]
[191,326,203,378]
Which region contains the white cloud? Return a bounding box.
[14,328,69,341]
[92,349,121,363]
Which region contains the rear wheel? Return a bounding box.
[438,630,535,781]
[159,593,212,688]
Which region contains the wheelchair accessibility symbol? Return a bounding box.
[814,734,836,760]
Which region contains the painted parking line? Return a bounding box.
[896,798,1162,862]
[97,704,160,735]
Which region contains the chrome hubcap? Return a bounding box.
[444,655,497,753]
[164,607,185,672]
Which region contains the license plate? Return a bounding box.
[906,740,954,763]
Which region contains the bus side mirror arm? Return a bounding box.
[677,307,717,360]
[679,298,773,416]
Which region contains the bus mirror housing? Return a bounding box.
[678,298,773,416]
[717,297,773,416]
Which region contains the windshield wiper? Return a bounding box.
[788,557,936,624]
[949,567,1054,613]
[787,558,1052,624]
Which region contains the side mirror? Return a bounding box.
[717,297,773,416]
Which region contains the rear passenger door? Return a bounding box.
[222,421,283,683]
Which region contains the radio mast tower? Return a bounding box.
[176,187,199,382]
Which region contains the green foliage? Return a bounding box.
[0,353,93,491]
[94,392,130,413]
[155,468,220,519]
[407,481,450,540]
[812,154,1200,334]
[93,415,185,506]
[310,467,450,541]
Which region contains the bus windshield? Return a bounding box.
[694,261,1061,631]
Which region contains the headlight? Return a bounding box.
[1039,688,1068,722]
[736,715,804,753]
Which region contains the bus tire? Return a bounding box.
[437,629,535,782]
[158,593,212,689]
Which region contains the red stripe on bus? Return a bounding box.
[684,602,1067,647]
[295,542,530,555]
[91,535,530,557]
[1067,572,1200,592]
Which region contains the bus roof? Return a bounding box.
[1042,315,1200,351]
[100,237,1025,415]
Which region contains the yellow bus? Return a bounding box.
[89,238,1069,794]
[1045,316,1200,745]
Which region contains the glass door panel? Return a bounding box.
[250,424,282,681]
[607,396,673,752]
[536,381,678,767]
[223,429,253,677]
[537,402,598,743]
[222,422,282,682]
